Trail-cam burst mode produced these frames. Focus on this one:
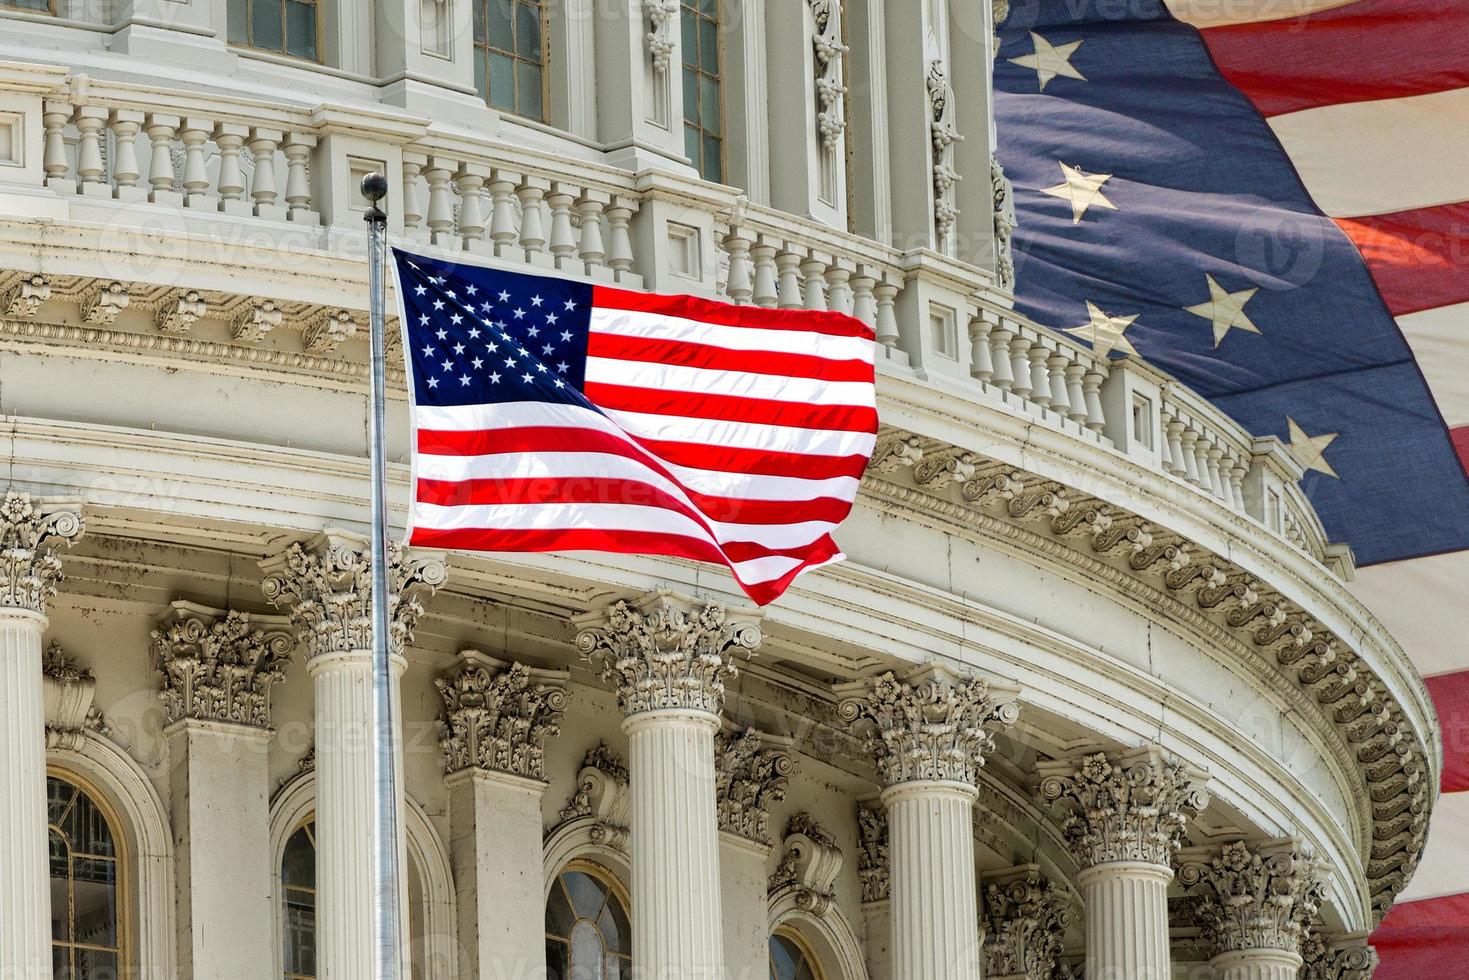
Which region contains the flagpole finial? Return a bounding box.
[362,171,388,227]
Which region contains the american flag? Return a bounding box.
[390,248,878,606]
[994,1,1468,972]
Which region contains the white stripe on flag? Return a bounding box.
[589,307,875,362]
[1397,302,1469,428]
[1162,0,1363,27]
[584,355,876,407]
[598,406,876,458]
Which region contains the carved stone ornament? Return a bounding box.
[259,529,447,661]
[574,589,761,718]
[302,308,358,353]
[1301,932,1379,980]
[1035,747,1209,869]
[436,651,568,781]
[155,289,207,335]
[856,804,889,903]
[715,727,793,844]
[992,154,1017,289]
[645,0,679,75]
[0,491,83,615]
[151,603,294,728]
[1,274,51,317]
[980,866,1072,980]
[558,740,631,849]
[809,0,848,152]
[231,300,283,343]
[768,812,844,916]
[43,641,109,749]
[80,281,130,325]
[1177,839,1326,958]
[836,666,1020,787]
[926,59,964,245]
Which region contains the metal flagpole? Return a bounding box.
[361,170,403,980]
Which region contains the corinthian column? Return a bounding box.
[261,531,445,980]
[574,591,762,980]
[838,666,1020,980]
[1178,839,1326,980]
[1036,747,1210,980]
[1301,932,1378,980]
[981,866,1074,980]
[715,727,792,980]
[153,602,293,980]
[0,491,82,980]
[436,651,567,980]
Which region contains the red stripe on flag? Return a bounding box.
[416,476,856,526]
[1196,0,1469,117]
[1371,891,1469,978]
[1427,669,1469,792]
[583,380,879,433]
[1335,202,1469,316]
[593,284,876,340]
[417,425,871,481]
[586,331,876,382]
[1453,425,1469,475]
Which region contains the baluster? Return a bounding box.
[1162,412,1186,476]
[213,122,249,215]
[874,280,900,352]
[1082,366,1107,432]
[516,176,549,260]
[548,182,579,269]
[179,117,213,208]
[849,272,877,329]
[1047,352,1071,415]
[723,231,753,305]
[751,242,779,308]
[1028,345,1051,408]
[72,105,109,197]
[146,114,185,207]
[282,133,318,224]
[825,264,853,316]
[775,251,804,309]
[1205,441,1227,499]
[988,322,1014,390]
[402,153,426,238]
[968,313,994,383]
[1229,459,1248,511]
[244,126,280,218]
[1065,364,1088,424]
[800,256,828,311]
[1008,335,1032,399]
[424,158,456,248]
[605,198,636,281]
[1178,427,1202,485]
[43,101,74,194]
[110,109,146,201]
[1193,434,1213,491]
[455,164,488,250]
[488,170,520,257]
[576,190,609,273]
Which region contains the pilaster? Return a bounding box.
[0,491,82,980]
[980,865,1073,980]
[437,650,567,980]
[716,727,792,980]
[593,0,692,173]
[856,803,893,980]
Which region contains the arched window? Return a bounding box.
[227,0,321,61]
[681,0,724,182]
[473,0,548,120]
[545,863,631,980]
[2,0,53,11]
[769,930,823,980]
[48,774,125,980]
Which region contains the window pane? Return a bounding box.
[472,0,486,42]
[697,0,717,16]
[681,13,697,67]
[50,872,67,940]
[515,1,542,59]
[488,51,516,110]
[562,870,605,918]
[285,0,317,60]
[252,0,283,52]
[570,920,603,976]
[545,878,575,934]
[282,826,315,888]
[474,51,489,100]
[701,132,722,182]
[604,891,630,954]
[682,68,698,125]
[699,74,720,132]
[699,16,718,72]
[487,0,513,49]
[518,60,543,120]
[545,938,569,980]
[76,949,118,980]
[228,0,248,43]
[684,125,700,166]
[52,946,70,980]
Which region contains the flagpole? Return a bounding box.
[362,170,403,980]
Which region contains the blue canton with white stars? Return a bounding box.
[395,250,594,409]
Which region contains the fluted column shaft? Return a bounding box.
[1078,862,1173,980]
[1211,949,1303,980]
[0,607,50,980]
[626,708,725,980]
[883,780,981,980]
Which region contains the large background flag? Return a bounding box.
[993,0,1469,972]
[391,248,878,606]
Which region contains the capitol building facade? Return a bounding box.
[0,1,1436,979]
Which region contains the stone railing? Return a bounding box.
[0,62,1340,572]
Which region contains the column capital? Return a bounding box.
[259,529,446,660]
[980,865,1073,980]
[856,803,890,904]
[1036,746,1209,869]
[0,491,83,616]
[836,665,1020,788]
[435,650,568,782]
[1177,838,1326,958]
[150,601,294,728]
[715,727,793,845]
[573,589,761,718]
[1301,931,1379,980]
[768,813,844,916]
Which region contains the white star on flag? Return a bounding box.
[1041,163,1118,224]
[1285,417,1340,478]
[1009,32,1087,91]
[1184,274,1262,347]
[1065,301,1139,357]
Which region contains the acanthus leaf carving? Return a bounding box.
[2,274,51,318]
[557,740,631,849]
[857,803,889,904]
[980,866,1072,980]
[0,491,83,615]
[302,308,358,353]
[80,281,129,324]
[768,812,843,916]
[151,603,294,728]
[1301,932,1379,980]
[155,289,207,335]
[43,641,108,749]
[1176,839,1326,957]
[436,651,567,781]
[715,727,793,844]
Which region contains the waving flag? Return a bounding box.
[993,0,1469,971]
[390,248,877,605]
